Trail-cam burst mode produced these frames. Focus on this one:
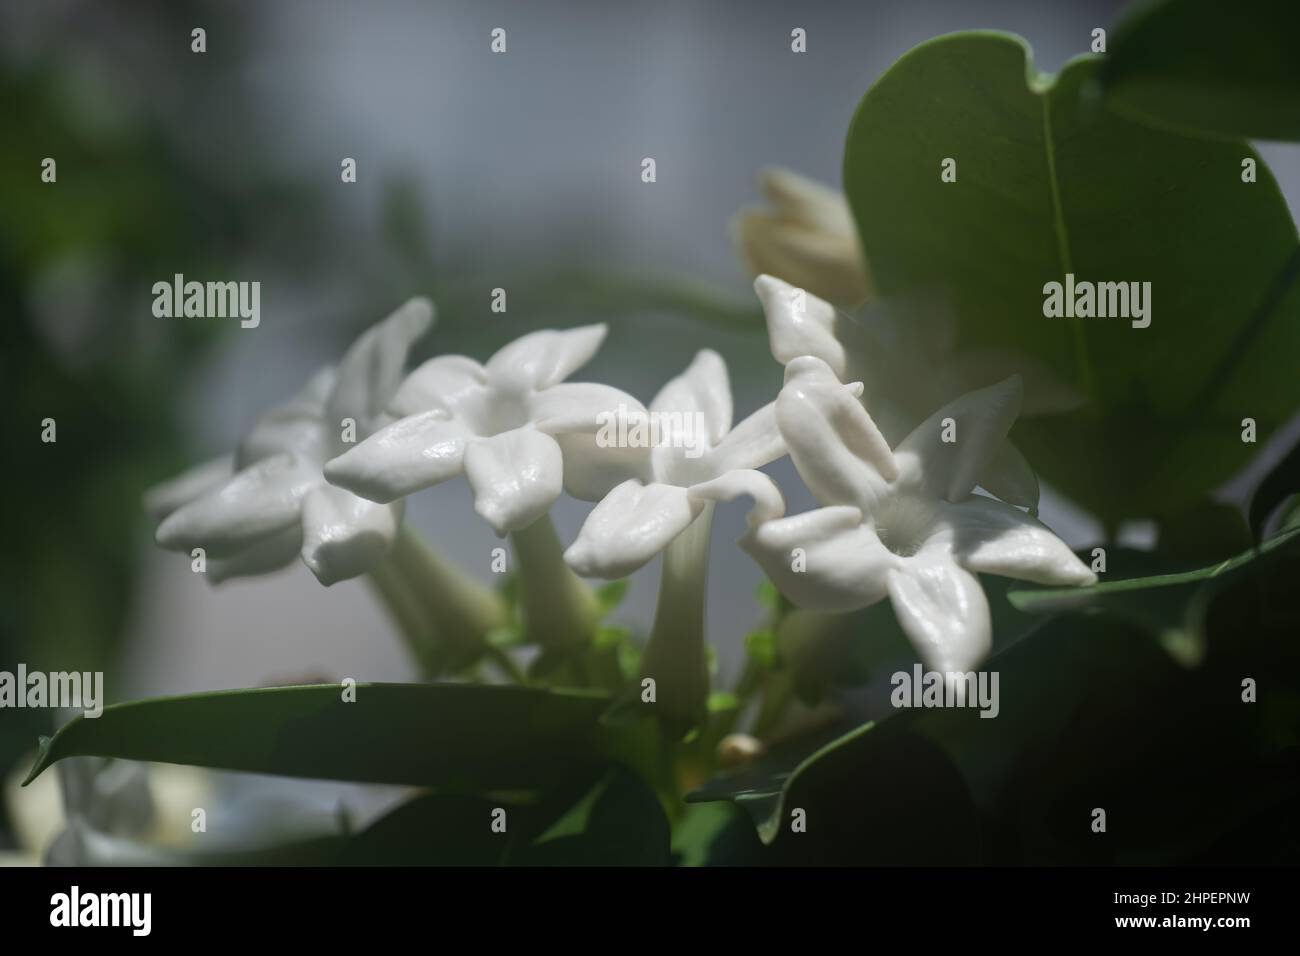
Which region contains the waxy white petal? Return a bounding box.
[530,382,644,436]
[324,409,470,503]
[893,375,1023,502]
[741,506,894,612]
[754,274,869,379]
[552,432,653,502]
[945,495,1096,586]
[155,454,319,556]
[777,356,897,510]
[485,324,607,394]
[688,469,786,525]
[325,297,434,428]
[208,524,304,584]
[564,480,701,579]
[143,455,232,522]
[236,407,331,470]
[977,440,1040,511]
[387,354,490,420]
[300,485,403,586]
[704,402,786,474]
[649,349,733,447]
[463,426,564,535]
[887,558,991,674]
[945,347,1087,417]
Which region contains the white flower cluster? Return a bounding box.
[147,172,1104,712]
[148,274,1094,692]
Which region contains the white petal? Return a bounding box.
[977,440,1040,511]
[944,495,1096,586]
[529,382,644,435]
[552,432,652,502]
[740,506,894,611]
[944,347,1086,417]
[531,382,653,499]
[485,324,607,394]
[463,426,564,535]
[323,410,470,503]
[893,375,1023,502]
[236,409,331,470]
[704,401,786,474]
[754,274,869,377]
[325,297,434,427]
[688,469,786,525]
[155,454,319,555]
[143,455,232,522]
[387,354,490,420]
[564,480,700,578]
[208,525,304,584]
[649,349,733,446]
[887,558,991,673]
[300,485,403,586]
[777,356,897,510]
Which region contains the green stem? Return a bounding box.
[639,503,715,738]
[510,513,598,652]
[375,526,508,676]
[366,560,440,676]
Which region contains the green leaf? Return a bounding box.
[513,766,672,865]
[1250,433,1300,540]
[1102,0,1300,142]
[690,581,1300,863]
[595,579,630,616]
[743,628,780,669]
[1008,524,1300,665]
[24,683,615,790]
[844,31,1300,522]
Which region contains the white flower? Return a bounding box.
[562,349,786,579]
[150,298,433,585]
[732,167,874,310]
[324,324,645,536]
[741,356,1095,674]
[754,274,1086,510]
[562,350,785,734]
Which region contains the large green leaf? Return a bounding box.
[1008,523,1300,665]
[1102,0,1300,142]
[23,683,614,790]
[689,586,1300,863]
[844,31,1300,522]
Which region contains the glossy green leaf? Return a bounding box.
[1102,0,1300,142]
[690,587,1300,863]
[1007,524,1300,665]
[513,766,671,865]
[844,31,1300,522]
[24,683,614,790]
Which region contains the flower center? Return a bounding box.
[873,496,939,558]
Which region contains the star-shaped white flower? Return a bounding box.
[323,324,642,536]
[733,168,874,310]
[741,356,1095,674]
[149,298,433,585]
[562,349,786,579]
[754,274,1087,510]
